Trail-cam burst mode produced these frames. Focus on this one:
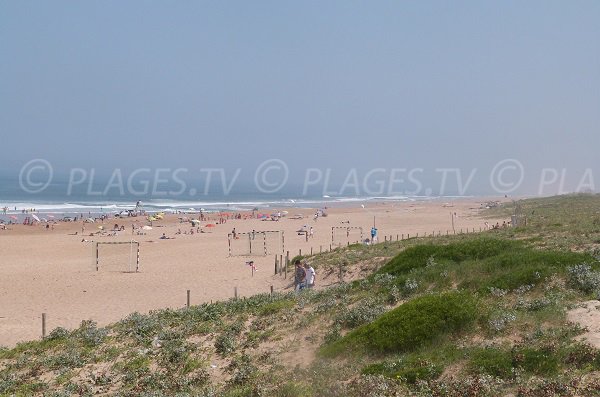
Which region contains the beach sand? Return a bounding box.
[0,198,507,346]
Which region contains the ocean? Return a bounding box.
[0,174,466,218]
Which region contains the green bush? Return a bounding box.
[275,382,312,397]
[468,347,513,379]
[258,299,296,316]
[514,347,559,376]
[564,342,600,369]
[377,238,518,277]
[363,356,442,384]
[335,298,386,329]
[377,238,591,293]
[321,291,478,356]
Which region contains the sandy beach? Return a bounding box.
[0,198,507,347]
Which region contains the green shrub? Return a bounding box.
[514,346,559,376]
[564,342,600,369]
[335,298,386,329]
[258,299,296,316]
[378,238,591,293]
[215,333,237,356]
[73,320,108,347]
[567,263,600,294]
[321,291,478,356]
[47,327,70,341]
[377,238,519,277]
[275,382,312,397]
[468,347,513,379]
[363,356,442,384]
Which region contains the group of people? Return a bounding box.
[484,221,510,230]
[294,260,316,291]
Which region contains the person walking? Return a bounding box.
[294,260,306,291]
[304,262,316,288]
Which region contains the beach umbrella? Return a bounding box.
[9,215,18,221]
[32,214,41,222]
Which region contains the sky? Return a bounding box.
[1,1,599,196]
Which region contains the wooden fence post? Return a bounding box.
[42,313,46,339]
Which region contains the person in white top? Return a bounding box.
[303,262,316,288]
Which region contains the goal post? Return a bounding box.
[94,241,140,272]
[331,226,364,246]
[228,230,284,257]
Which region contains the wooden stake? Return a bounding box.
[186,290,190,308]
[41,313,46,339]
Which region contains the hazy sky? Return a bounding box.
[1,1,599,195]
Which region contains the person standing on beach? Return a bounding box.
[371,226,378,243]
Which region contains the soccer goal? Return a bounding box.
[228,230,284,256]
[94,241,140,272]
[331,226,364,247]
